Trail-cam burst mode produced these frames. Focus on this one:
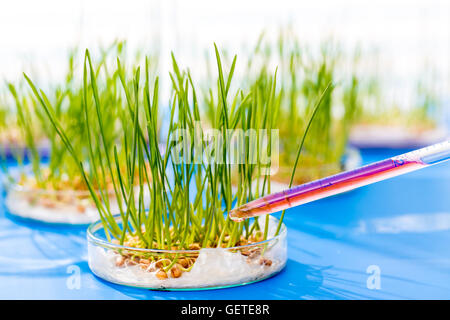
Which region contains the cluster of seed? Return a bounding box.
[115,253,197,279]
[113,231,273,280]
[18,163,151,213]
[241,247,272,266]
[19,172,121,213]
[19,174,91,213]
[29,195,91,213]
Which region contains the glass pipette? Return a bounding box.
[229,140,450,221]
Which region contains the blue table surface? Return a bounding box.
[0,148,449,300]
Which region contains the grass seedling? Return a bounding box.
[2,42,148,220]
[204,29,363,185]
[27,44,300,280]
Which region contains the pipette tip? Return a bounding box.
[228,209,245,222]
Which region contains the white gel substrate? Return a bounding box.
[5,189,103,224]
[5,187,150,225]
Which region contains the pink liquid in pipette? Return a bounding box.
[229,158,425,221]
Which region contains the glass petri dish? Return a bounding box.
[4,180,106,225]
[87,215,287,290]
[2,162,152,225]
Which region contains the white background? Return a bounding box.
[0,0,449,111]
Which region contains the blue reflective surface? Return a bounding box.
[0,148,449,299]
